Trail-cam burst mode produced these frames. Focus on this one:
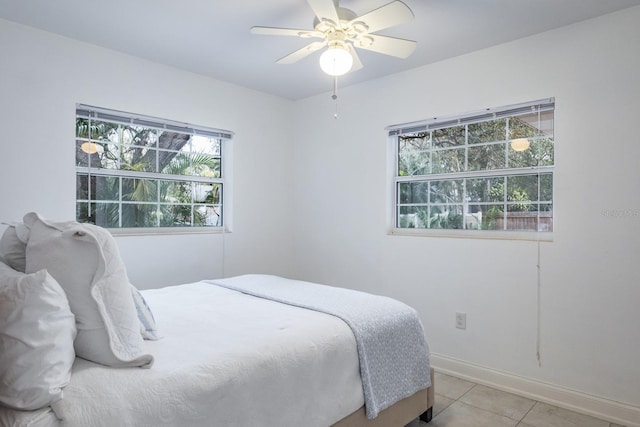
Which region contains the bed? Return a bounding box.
[0,214,433,427]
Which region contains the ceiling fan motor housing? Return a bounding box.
[314,7,372,49]
[313,7,357,29]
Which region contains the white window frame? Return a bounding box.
[75,104,233,235]
[386,98,555,241]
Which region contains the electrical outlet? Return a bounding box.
[455,312,467,330]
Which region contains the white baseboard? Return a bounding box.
[430,353,640,427]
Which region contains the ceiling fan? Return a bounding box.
[250,0,417,76]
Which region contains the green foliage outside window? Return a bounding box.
[76,114,224,229]
[395,103,554,232]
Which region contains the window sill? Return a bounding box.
[388,228,553,242]
[109,227,230,237]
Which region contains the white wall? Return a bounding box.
[2,5,640,424]
[0,18,295,288]
[290,5,640,420]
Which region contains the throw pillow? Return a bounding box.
[23,212,153,368]
[0,262,76,410]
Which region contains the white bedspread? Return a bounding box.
[210,274,431,419]
[44,281,364,427]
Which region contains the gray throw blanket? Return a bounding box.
[208,274,431,419]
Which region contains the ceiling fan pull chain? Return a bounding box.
[332,76,339,119]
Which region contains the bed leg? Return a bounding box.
[419,407,433,423]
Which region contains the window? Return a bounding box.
[75,105,233,230]
[388,98,554,237]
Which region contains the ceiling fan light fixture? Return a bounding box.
[252,0,416,77]
[319,44,353,76]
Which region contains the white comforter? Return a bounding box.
[4,281,364,427]
[211,274,431,419]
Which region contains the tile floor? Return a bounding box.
[406,372,626,427]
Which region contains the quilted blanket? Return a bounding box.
[209,274,431,419]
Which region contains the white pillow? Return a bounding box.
[2,220,156,342]
[0,261,77,411]
[23,212,153,368]
[0,223,29,272]
[131,284,161,340]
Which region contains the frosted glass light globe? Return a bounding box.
[319,47,353,76]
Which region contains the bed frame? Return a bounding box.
[332,368,434,427]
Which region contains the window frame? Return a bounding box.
[75,104,233,234]
[386,98,555,241]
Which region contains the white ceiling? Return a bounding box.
[1,0,639,100]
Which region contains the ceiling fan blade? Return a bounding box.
[355,34,416,58]
[276,41,327,64]
[307,0,340,24]
[349,1,414,33]
[346,44,363,72]
[250,26,323,38]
